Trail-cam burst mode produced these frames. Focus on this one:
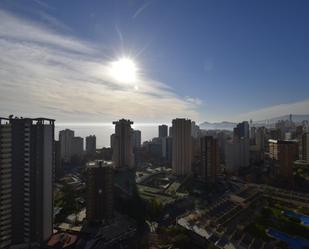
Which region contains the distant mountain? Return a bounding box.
[199,121,237,130]
[199,114,309,130]
[253,114,309,126]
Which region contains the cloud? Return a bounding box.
[185,96,203,105]
[38,11,72,32]
[0,9,200,123]
[133,1,152,19]
[235,99,309,121]
[32,0,53,10]
[0,10,94,53]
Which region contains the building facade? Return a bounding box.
[268,139,299,182]
[302,132,309,162]
[200,136,219,183]
[158,125,168,138]
[112,119,134,168]
[59,129,74,163]
[54,140,62,179]
[71,136,83,157]
[0,117,54,248]
[86,135,96,156]
[234,121,249,142]
[131,130,141,149]
[225,138,250,173]
[172,118,192,176]
[86,161,114,222]
[0,119,12,249]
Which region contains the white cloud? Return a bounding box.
[0,9,200,123]
[235,99,309,121]
[185,96,203,105]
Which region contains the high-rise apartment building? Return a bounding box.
[112,119,134,168]
[71,136,83,157]
[131,129,141,149]
[225,138,250,173]
[0,119,12,249]
[200,136,219,183]
[59,129,74,163]
[302,133,309,162]
[54,140,62,179]
[234,121,249,141]
[131,130,141,166]
[268,139,298,181]
[250,127,256,141]
[191,121,200,138]
[256,127,266,152]
[86,161,114,222]
[86,135,96,156]
[161,136,173,163]
[158,125,168,138]
[0,116,54,248]
[172,118,192,176]
[169,126,173,137]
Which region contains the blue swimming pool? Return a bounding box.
[283,210,309,226]
[267,228,309,249]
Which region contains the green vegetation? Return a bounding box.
[115,188,146,228]
[146,197,164,221]
[137,184,175,205]
[244,223,271,241]
[157,226,191,249]
[207,244,221,249]
[54,183,80,223]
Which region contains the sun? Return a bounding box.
[109,57,138,84]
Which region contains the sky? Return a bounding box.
[0,0,309,125]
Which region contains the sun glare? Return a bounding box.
[110,58,138,84]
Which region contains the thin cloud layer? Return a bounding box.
[0,9,200,123]
[235,99,309,121]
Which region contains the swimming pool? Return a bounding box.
[266,228,309,249]
[283,210,309,226]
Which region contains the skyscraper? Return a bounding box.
[112,119,134,168]
[0,116,54,248]
[0,119,12,249]
[86,161,114,222]
[71,136,83,157]
[131,129,141,166]
[268,139,298,182]
[169,126,173,137]
[256,127,266,152]
[302,133,309,162]
[172,118,192,176]
[158,125,168,138]
[200,136,219,183]
[225,138,250,173]
[59,129,74,163]
[86,135,96,156]
[131,129,141,148]
[234,121,249,141]
[191,121,200,138]
[54,140,62,179]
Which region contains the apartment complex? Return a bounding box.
[0,116,54,248]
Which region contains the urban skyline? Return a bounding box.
[1,1,309,249]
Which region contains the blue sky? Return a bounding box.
[0,0,308,123]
